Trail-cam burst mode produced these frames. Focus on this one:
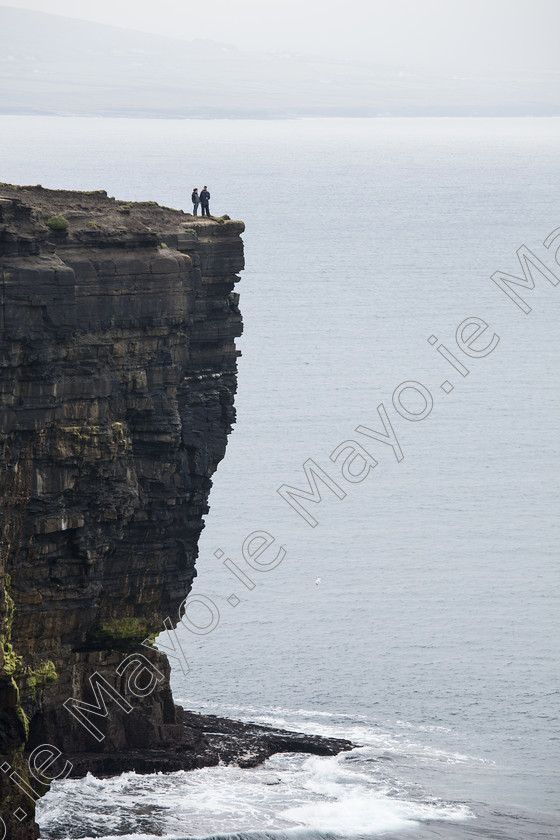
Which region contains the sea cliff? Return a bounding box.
[0,186,350,840]
[0,185,243,838]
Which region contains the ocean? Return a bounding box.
[1,115,559,839]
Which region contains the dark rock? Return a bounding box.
[62,709,354,777]
[0,185,353,840]
[0,186,244,839]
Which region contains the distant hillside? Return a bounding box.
[1,6,559,117]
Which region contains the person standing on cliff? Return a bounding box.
[200,186,211,217]
[191,188,200,215]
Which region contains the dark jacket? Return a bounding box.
[191,191,199,204]
[200,189,210,205]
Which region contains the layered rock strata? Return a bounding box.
[0,185,245,839]
[0,186,352,840]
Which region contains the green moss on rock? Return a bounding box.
[22,659,58,700]
[96,616,156,648]
[2,642,22,676]
[45,215,69,231]
[1,572,15,644]
[15,704,29,738]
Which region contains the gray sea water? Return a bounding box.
[1,116,559,840]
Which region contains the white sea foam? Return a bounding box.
[177,701,489,768]
[277,754,473,833]
[38,751,474,840]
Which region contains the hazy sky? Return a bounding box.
[4,0,560,72]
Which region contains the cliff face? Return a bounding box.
[0,186,244,838]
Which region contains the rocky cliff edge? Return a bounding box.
[0,186,350,840]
